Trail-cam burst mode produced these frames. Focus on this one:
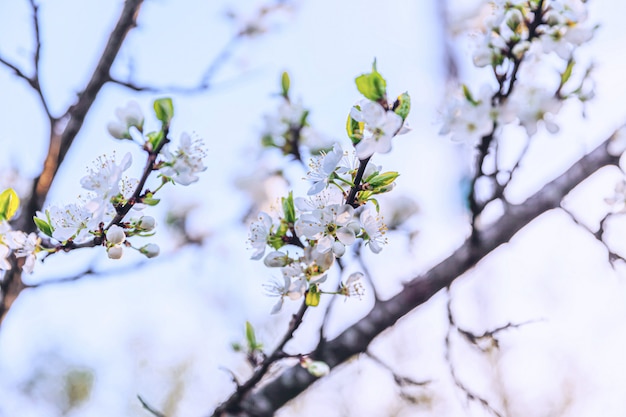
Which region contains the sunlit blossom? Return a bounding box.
[360,205,388,254]
[350,100,404,159]
[248,212,273,260]
[161,133,207,185]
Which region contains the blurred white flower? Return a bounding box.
[248,212,273,260]
[161,133,207,186]
[306,143,344,195]
[340,272,365,298]
[107,101,144,139]
[0,244,11,270]
[360,205,387,254]
[439,85,496,145]
[5,231,39,273]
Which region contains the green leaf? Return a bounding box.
[153,98,174,127]
[245,321,257,349]
[355,60,387,101]
[146,131,164,151]
[142,197,161,206]
[33,216,53,237]
[393,92,411,120]
[368,171,399,188]
[346,112,363,144]
[282,192,296,224]
[299,109,309,127]
[281,72,290,98]
[561,58,575,86]
[363,170,381,184]
[0,188,19,221]
[462,85,478,106]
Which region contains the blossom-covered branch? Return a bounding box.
[439,0,594,240]
[0,0,145,324]
[232,130,622,417]
[0,97,207,322]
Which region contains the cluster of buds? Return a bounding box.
[0,189,40,273]
[260,72,332,160]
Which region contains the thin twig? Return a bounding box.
[137,395,167,417]
[445,291,504,417]
[211,301,309,416]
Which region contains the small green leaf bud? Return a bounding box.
[0,188,19,221]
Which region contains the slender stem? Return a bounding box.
[346,156,371,207]
[211,301,309,416]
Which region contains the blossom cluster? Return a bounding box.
[0,99,207,273]
[260,72,332,159]
[249,64,410,313]
[440,0,595,144]
[0,217,40,273]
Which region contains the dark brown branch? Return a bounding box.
[23,0,144,229]
[224,132,620,416]
[365,350,429,388]
[560,207,625,265]
[27,0,51,117]
[211,301,309,416]
[1,0,144,326]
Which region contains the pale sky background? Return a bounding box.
[0,1,625,416]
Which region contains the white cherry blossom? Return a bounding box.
[295,204,357,256]
[248,212,273,260]
[350,100,404,159]
[0,244,11,270]
[439,85,496,145]
[43,203,97,243]
[80,152,132,201]
[161,133,207,186]
[107,101,144,139]
[360,205,388,254]
[5,231,39,273]
[306,143,345,195]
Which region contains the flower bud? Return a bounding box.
[107,121,129,140]
[300,357,330,377]
[264,251,289,267]
[138,216,156,232]
[106,225,126,245]
[140,243,160,258]
[107,245,123,259]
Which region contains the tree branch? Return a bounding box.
[23,0,144,229]
[223,132,621,416]
[1,0,144,326]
